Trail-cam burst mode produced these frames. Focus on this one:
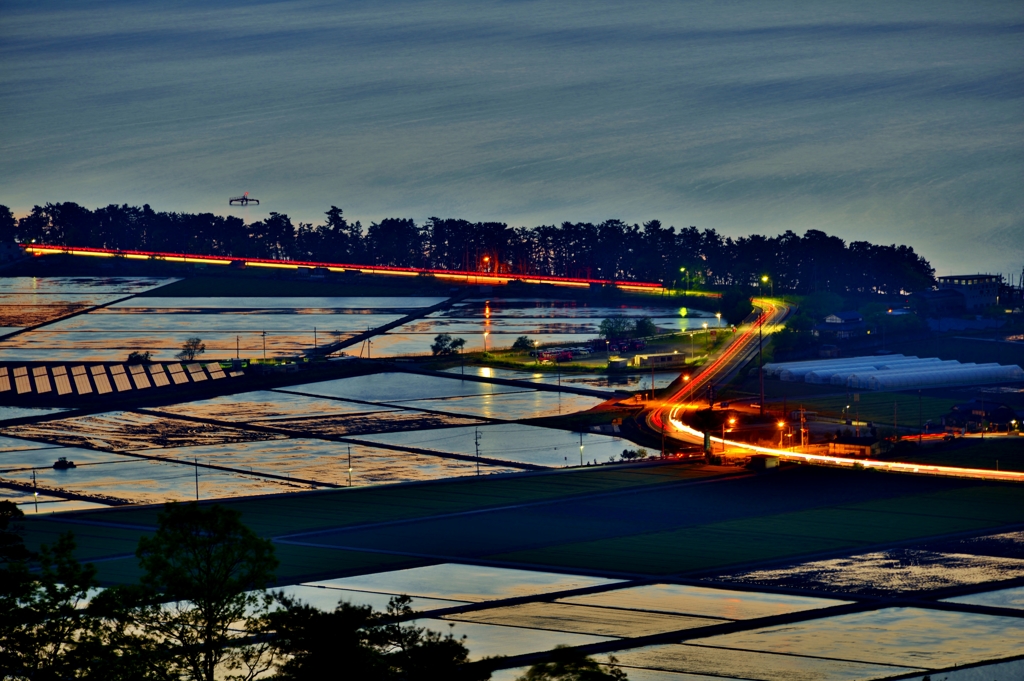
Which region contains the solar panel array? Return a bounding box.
[0,362,237,399]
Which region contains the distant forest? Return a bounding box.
[0,202,934,295]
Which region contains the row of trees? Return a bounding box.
[0,501,625,681]
[1,203,935,294]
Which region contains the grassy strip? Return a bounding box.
[897,438,1024,472]
[487,485,1024,576]
[139,275,445,298]
[767,391,959,426]
[21,464,723,567]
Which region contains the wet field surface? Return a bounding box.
[4,277,1024,679]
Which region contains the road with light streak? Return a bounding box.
[646,300,1024,483]
[18,244,663,291]
[647,297,789,435]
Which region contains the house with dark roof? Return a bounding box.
[914,288,966,317]
[942,400,1020,432]
[813,311,867,340]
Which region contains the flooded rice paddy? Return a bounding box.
[945,584,1024,610]
[308,563,621,603]
[561,584,848,620]
[359,298,720,356]
[358,423,632,467]
[691,607,1024,669]
[445,365,682,391]
[716,532,1024,596]
[0,277,177,338]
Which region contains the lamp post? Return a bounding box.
[716,312,721,328]
[483,330,489,353]
[482,255,490,273]
[702,322,708,350]
[756,276,770,417]
[680,267,688,293]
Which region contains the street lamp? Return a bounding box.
[702,322,708,350]
[483,330,489,353]
[680,267,687,293]
[482,255,490,273]
[716,312,721,328]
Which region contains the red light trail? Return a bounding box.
[19,244,665,291]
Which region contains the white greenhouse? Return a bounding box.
[766,355,1024,391]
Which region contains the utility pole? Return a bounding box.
[348,445,352,487]
[475,428,481,475]
[194,457,199,501]
[236,335,240,359]
[262,331,267,361]
[894,401,898,442]
[921,391,929,444]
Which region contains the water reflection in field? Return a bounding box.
[719,547,1024,596]
[0,277,176,295]
[156,390,399,423]
[444,365,680,391]
[561,583,847,620]
[368,298,716,356]
[309,563,620,602]
[288,373,527,403]
[0,407,68,424]
[276,584,468,614]
[394,391,604,420]
[693,607,1024,669]
[2,456,282,505]
[600,643,914,681]
[2,411,280,451]
[0,435,61,453]
[358,424,631,467]
[945,585,1024,610]
[146,439,517,487]
[414,618,613,660]
[0,308,404,362]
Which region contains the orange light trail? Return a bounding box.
[20,244,664,290]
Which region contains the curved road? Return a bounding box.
[648,297,789,439]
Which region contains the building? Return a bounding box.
[632,352,688,368]
[937,274,1000,311]
[914,288,966,317]
[942,400,1020,432]
[813,311,866,340]
[828,436,880,458]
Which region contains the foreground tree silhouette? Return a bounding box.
[94,502,279,681]
[0,501,100,679]
[516,646,628,680]
[268,594,492,680]
[177,337,205,361]
[431,333,466,357]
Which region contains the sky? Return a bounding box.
[1,0,1022,279]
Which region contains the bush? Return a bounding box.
[512,336,534,351]
[176,337,205,361]
[431,333,466,357]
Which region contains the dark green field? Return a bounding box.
[20,462,1024,586]
[898,437,1024,473]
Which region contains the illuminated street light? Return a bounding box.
[702,322,709,350]
[716,312,721,328]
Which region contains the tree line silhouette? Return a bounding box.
[1,202,934,294]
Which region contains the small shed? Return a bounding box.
[828,436,879,458]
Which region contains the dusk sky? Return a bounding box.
[2,0,1022,278]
